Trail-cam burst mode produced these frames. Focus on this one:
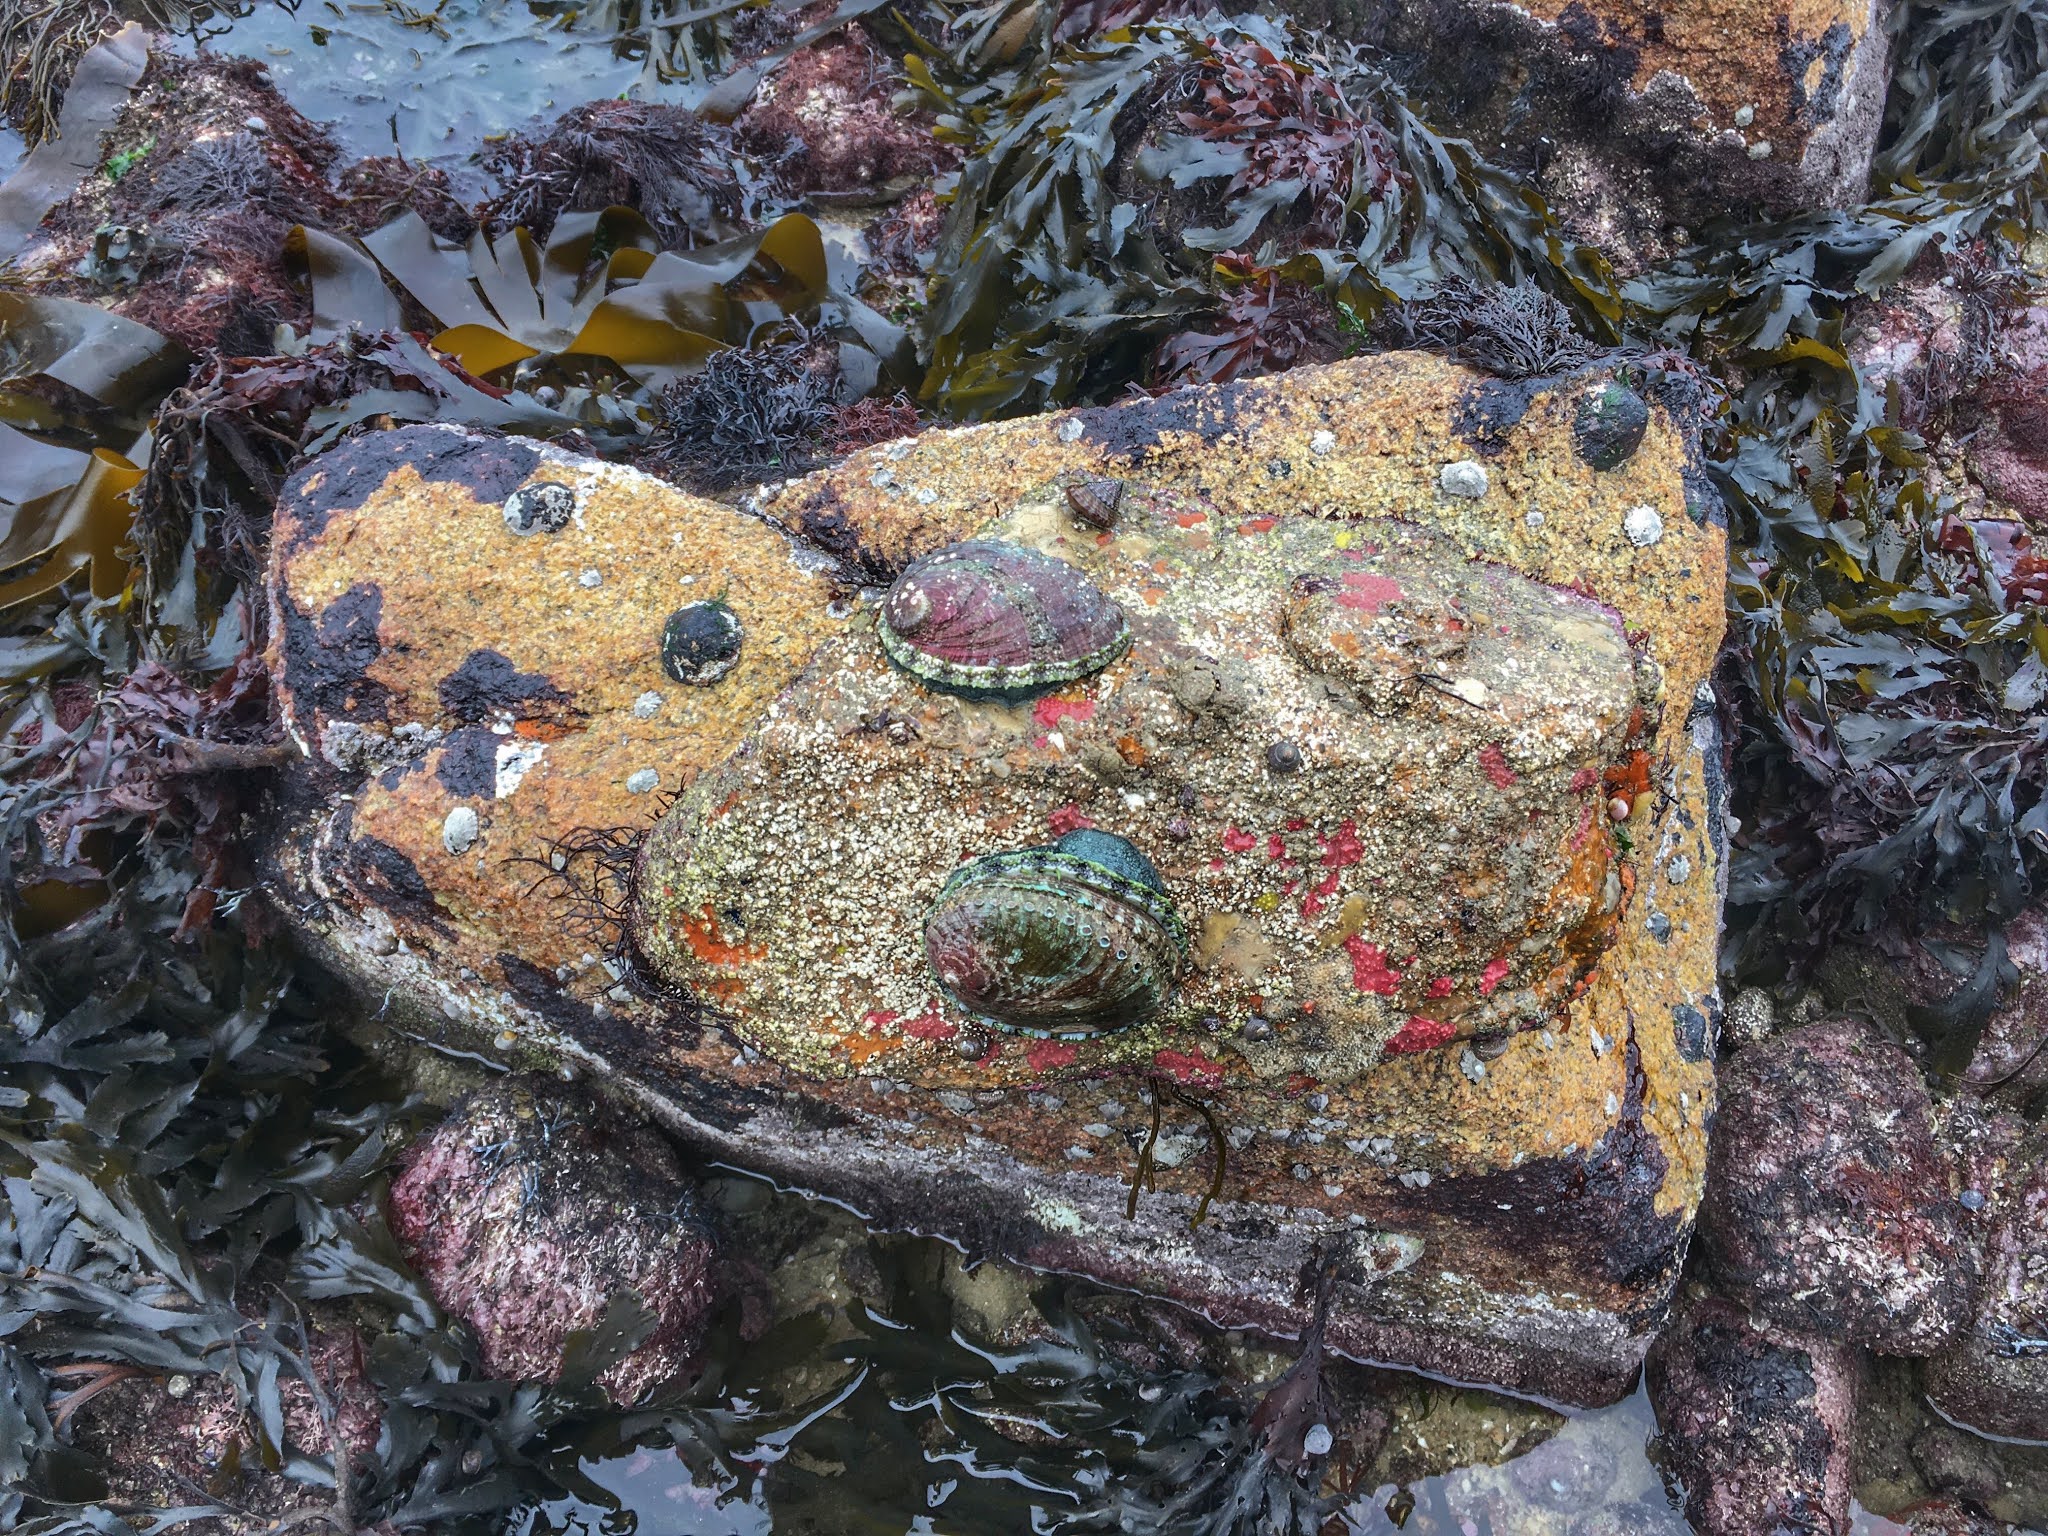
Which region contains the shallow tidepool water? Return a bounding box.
[175,0,691,162]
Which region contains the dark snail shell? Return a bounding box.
[661,601,744,686]
[1065,478,1124,530]
[878,539,1129,701]
[925,829,1186,1037]
[1573,380,1650,471]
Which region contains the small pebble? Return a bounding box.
[625,768,659,794]
[442,805,479,855]
[1057,417,1085,443]
[166,1373,193,1399]
[1303,1424,1334,1457]
[1623,504,1665,547]
[1439,460,1490,499]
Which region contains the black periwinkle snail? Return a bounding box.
[661,601,744,686]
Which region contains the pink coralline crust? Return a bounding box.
[1480,957,1512,995]
[898,1005,957,1041]
[1034,695,1096,730]
[387,1089,719,1406]
[1221,826,1258,854]
[1336,572,1405,612]
[1027,1039,1080,1072]
[1318,819,1363,867]
[1384,1016,1456,1055]
[1342,935,1403,995]
[1153,1048,1227,1084]
[1047,803,1096,835]
[1301,870,1340,917]
[1478,743,1518,789]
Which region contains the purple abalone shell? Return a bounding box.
[877,539,1129,700]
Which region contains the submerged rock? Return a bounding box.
[1646,1290,1857,1536]
[260,354,1724,1406]
[387,1085,719,1404]
[1702,1017,1976,1355]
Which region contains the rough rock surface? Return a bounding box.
[1340,0,1894,270]
[636,495,1647,1082]
[1926,1106,2048,1442]
[261,353,1725,1406]
[1702,1017,1975,1355]
[386,1085,719,1403]
[1645,1290,1858,1536]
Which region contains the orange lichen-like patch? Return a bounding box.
[676,905,765,968]
[836,1028,897,1065]
[1604,749,1653,802]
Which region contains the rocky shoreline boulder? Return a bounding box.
[1701,1017,1977,1356]
[259,353,1725,1406]
[1646,1288,1859,1536]
[1341,0,1896,272]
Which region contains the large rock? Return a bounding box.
[1645,1290,1858,1536]
[260,353,1725,1405]
[1341,0,1894,271]
[387,1085,720,1404]
[1702,1017,1976,1355]
[1927,1107,2048,1442]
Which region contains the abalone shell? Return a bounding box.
[878,540,1129,700]
[925,829,1185,1037]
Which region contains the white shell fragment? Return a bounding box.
[1439,460,1490,498]
[442,805,479,855]
[626,768,659,794]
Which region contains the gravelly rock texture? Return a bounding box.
[261,353,1724,1406]
[1645,1290,1858,1536]
[1702,1017,1975,1355]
